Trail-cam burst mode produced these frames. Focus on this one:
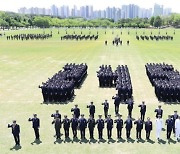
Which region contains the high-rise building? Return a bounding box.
[163,8,172,16]
[153,4,163,16]
[51,5,58,16]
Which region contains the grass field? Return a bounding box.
[0,27,180,154]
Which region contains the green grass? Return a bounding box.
[0,28,180,154]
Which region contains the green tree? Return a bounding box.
[153,16,162,27]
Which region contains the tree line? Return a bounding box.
[0,11,179,29]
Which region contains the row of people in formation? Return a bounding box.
[8,106,180,147]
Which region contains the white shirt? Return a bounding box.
[175,119,180,130]
[156,118,163,130]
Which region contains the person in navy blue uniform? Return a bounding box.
[171,111,179,134]
[87,115,95,139]
[62,115,70,138]
[165,115,174,139]
[102,100,109,118]
[28,114,40,140]
[96,115,104,139]
[134,117,143,139]
[71,104,80,118]
[87,102,95,118]
[51,110,61,119]
[126,99,134,118]
[124,116,133,139]
[70,114,78,138]
[52,117,61,139]
[112,94,121,115]
[78,114,87,139]
[105,115,113,139]
[114,114,123,139]
[138,101,146,121]
[8,120,20,146]
[145,117,152,140]
[154,105,163,118]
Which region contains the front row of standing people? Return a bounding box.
[8,110,180,146]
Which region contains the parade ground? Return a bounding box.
[0,28,180,154]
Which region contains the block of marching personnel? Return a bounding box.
[39,63,88,103]
[145,63,180,102]
[97,65,133,102]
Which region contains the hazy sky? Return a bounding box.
[0,0,180,13]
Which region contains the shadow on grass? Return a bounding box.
[80,138,89,144]
[98,138,106,143]
[127,137,135,143]
[107,138,116,144]
[31,139,42,145]
[147,139,155,144]
[117,138,126,143]
[42,96,75,105]
[137,138,146,143]
[168,138,177,144]
[54,139,63,144]
[158,139,166,144]
[64,137,72,143]
[89,138,97,144]
[72,137,80,143]
[10,145,22,151]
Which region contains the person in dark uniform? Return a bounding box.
[28,114,40,140]
[70,114,78,138]
[145,117,153,140]
[78,114,87,139]
[112,94,121,115]
[87,102,95,118]
[52,117,61,139]
[138,101,146,121]
[126,99,134,118]
[165,115,174,140]
[87,115,95,139]
[102,100,109,118]
[105,115,113,139]
[114,114,123,139]
[134,117,143,140]
[71,104,80,118]
[154,105,163,118]
[105,40,107,45]
[96,115,104,140]
[171,111,179,134]
[62,115,70,138]
[124,116,133,139]
[8,120,20,146]
[51,110,61,119]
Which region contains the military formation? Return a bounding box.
[97,65,133,102]
[39,63,88,102]
[61,34,99,41]
[146,63,180,102]
[6,33,52,41]
[8,103,180,146]
[136,35,173,41]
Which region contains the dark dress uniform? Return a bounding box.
[62,118,70,138]
[171,114,179,134]
[87,118,95,139]
[154,108,163,118]
[102,102,109,118]
[165,118,174,139]
[134,120,143,139]
[51,113,61,119]
[96,119,104,139]
[138,104,146,121]
[78,118,87,139]
[28,118,40,140]
[87,105,95,118]
[124,119,132,138]
[105,118,113,139]
[127,100,133,118]
[145,121,152,139]
[70,117,78,138]
[8,124,20,145]
[52,118,61,139]
[71,107,80,118]
[112,95,121,114]
[114,118,123,138]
